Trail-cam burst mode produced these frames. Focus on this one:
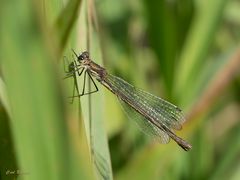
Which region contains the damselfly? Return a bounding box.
[64,50,192,151]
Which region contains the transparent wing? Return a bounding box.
[135,88,185,130]
[105,74,185,131]
[119,98,170,143]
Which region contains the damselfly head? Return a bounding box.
[78,51,89,61]
[71,49,89,61]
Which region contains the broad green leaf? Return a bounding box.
[0,0,92,179]
[74,0,113,179]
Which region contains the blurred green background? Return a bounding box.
[0,0,240,179]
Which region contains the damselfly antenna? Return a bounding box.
[72,49,90,61]
[72,49,79,59]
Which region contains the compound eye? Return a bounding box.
[84,52,89,59]
[78,55,84,60]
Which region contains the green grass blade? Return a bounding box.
[75,1,113,179]
[0,78,17,179]
[0,78,11,117]
[210,124,240,180]
[143,0,193,98]
[176,0,227,104]
[55,0,82,54]
[0,96,18,180]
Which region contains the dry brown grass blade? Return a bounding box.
[187,48,240,122]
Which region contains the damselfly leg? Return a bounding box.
[63,56,84,79]
[71,70,99,97]
[63,56,81,103]
[63,56,99,100]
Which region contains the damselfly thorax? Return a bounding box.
[65,50,192,151]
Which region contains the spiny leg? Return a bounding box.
[63,56,80,74]
[85,71,98,95]
[67,70,87,98]
[77,71,98,96]
[80,70,87,96]
[73,60,83,76]
[67,69,84,102]
[64,67,84,79]
[70,71,99,98]
[77,66,85,76]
